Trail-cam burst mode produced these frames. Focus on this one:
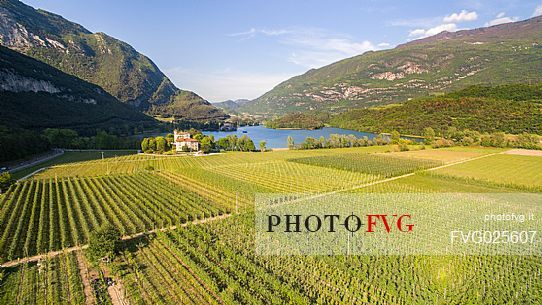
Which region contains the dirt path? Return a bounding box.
[274,151,506,207]
[0,214,231,268]
[101,265,129,305]
[76,251,96,305]
[503,149,542,157]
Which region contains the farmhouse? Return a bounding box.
[174,130,200,152]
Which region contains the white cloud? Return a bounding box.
[165,67,296,101]
[229,27,378,68]
[400,10,476,40]
[443,10,478,23]
[485,13,519,26]
[532,4,542,17]
[377,42,391,48]
[228,28,290,39]
[409,23,458,38]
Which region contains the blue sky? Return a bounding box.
[22,0,542,101]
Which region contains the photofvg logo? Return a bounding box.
[266,213,414,234]
[254,193,542,256]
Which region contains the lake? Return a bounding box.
[203,125,379,149]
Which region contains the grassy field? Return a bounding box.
[1,145,541,304]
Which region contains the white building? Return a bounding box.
[173,130,199,152]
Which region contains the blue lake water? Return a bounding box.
[203,125,379,149]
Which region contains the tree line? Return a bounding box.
[0,126,140,163]
[289,128,541,152]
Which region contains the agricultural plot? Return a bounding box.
[11,150,138,180]
[30,146,399,180]
[432,154,542,191]
[113,214,542,305]
[0,252,86,305]
[2,146,541,305]
[289,153,442,178]
[0,173,228,261]
[383,147,504,163]
[207,160,381,193]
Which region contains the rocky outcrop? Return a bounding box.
[0,70,60,93]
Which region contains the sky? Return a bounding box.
[22,0,542,101]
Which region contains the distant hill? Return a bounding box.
[0,0,224,120]
[213,99,251,113]
[241,16,542,115]
[330,84,542,136]
[147,91,228,120]
[0,45,154,131]
[264,113,325,130]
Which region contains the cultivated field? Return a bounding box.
[1,146,541,304]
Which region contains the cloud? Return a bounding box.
[485,13,518,26]
[409,23,458,38]
[229,27,378,68]
[533,4,542,17]
[443,10,478,23]
[396,10,476,40]
[165,67,295,101]
[228,28,290,40]
[377,42,391,48]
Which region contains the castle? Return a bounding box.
[173,130,199,152]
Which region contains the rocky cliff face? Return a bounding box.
[0,45,153,129]
[0,70,60,93]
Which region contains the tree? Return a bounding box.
[43,128,78,148]
[87,224,121,263]
[216,137,230,150]
[155,136,167,153]
[95,131,118,149]
[148,137,157,152]
[0,172,14,193]
[287,136,295,150]
[238,135,255,151]
[259,140,267,152]
[424,127,436,145]
[391,130,401,144]
[165,133,174,146]
[200,136,213,153]
[141,138,150,152]
[245,138,256,151]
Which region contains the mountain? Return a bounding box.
[0,0,224,119]
[331,84,542,136]
[147,91,228,120]
[241,16,542,115]
[213,99,251,113]
[0,45,153,130]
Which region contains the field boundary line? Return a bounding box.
[0,214,231,268]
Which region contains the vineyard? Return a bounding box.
[289,153,443,177]
[0,252,86,305]
[1,146,541,304]
[113,214,542,304]
[0,173,229,261]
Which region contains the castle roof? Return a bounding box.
[176,138,199,142]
